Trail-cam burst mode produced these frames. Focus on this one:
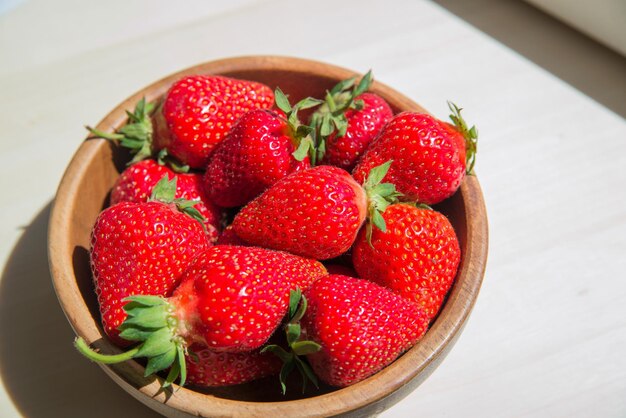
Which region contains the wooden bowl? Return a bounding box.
[48,56,488,418]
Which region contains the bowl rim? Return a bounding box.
[48,55,488,418]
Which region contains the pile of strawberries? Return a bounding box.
[75,70,477,392]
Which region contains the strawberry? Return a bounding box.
[300,274,429,387]
[153,75,275,169]
[352,204,461,320]
[232,162,400,260]
[186,344,280,387]
[216,225,247,246]
[111,159,223,242]
[352,103,478,205]
[203,89,321,207]
[89,177,211,346]
[310,71,393,171]
[75,245,327,386]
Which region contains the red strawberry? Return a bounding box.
[75,245,327,386]
[321,93,392,170]
[311,72,393,171]
[352,204,461,320]
[186,344,280,387]
[203,92,317,207]
[111,159,223,242]
[153,75,274,169]
[301,274,429,387]
[352,103,478,205]
[216,225,247,246]
[233,163,400,260]
[89,177,211,346]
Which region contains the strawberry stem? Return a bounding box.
[274,88,324,165]
[362,161,402,245]
[86,97,156,165]
[447,101,478,175]
[309,70,374,161]
[262,288,320,394]
[149,176,207,233]
[74,338,139,364]
[73,295,188,387]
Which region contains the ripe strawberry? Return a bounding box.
[203,88,321,207]
[90,177,211,346]
[352,103,478,205]
[352,204,461,320]
[232,163,400,260]
[111,159,223,242]
[216,225,247,246]
[75,245,327,386]
[153,75,274,169]
[301,274,429,387]
[186,344,280,387]
[310,71,393,171]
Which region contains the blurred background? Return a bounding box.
[1,1,624,417]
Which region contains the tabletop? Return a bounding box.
[1,0,625,417]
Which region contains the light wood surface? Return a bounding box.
[1,1,625,417]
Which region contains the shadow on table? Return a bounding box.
[433,0,626,118]
[0,202,159,418]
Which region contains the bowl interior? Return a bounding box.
[49,56,487,417]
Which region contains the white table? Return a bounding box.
[1,1,625,417]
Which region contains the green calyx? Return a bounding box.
[447,101,478,175]
[274,88,324,165]
[310,70,373,161]
[74,295,188,387]
[363,160,403,245]
[86,97,156,165]
[261,288,321,394]
[149,175,207,232]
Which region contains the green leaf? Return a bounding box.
[330,76,357,95]
[135,328,174,357]
[291,340,321,356]
[291,293,308,323]
[86,97,156,163]
[365,160,393,187]
[294,97,323,111]
[320,113,333,137]
[279,358,296,395]
[119,124,149,140]
[354,70,373,97]
[352,99,365,110]
[119,137,145,149]
[177,344,187,387]
[294,356,319,391]
[288,288,302,320]
[274,88,292,114]
[123,305,170,329]
[163,357,180,388]
[371,210,387,233]
[118,327,153,342]
[334,115,348,137]
[144,346,177,376]
[315,138,326,163]
[149,175,177,203]
[292,138,311,162]
[370,183,396,197]
[123,295,167,307]
[286,323,301,346]
[262,344,292,363]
